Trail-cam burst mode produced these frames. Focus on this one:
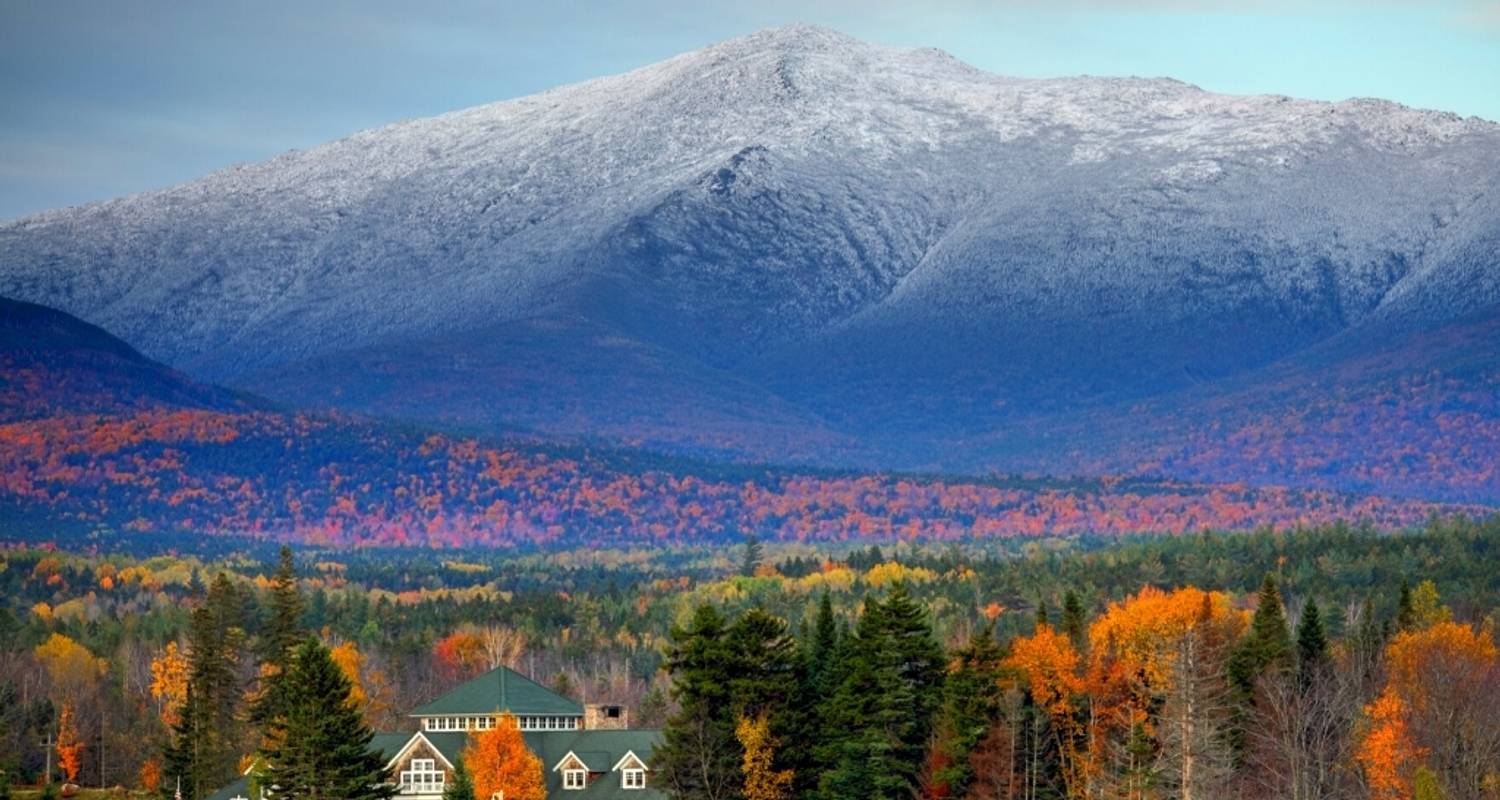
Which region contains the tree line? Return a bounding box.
[657,575,1499,800]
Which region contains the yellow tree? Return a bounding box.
[330,641,368,709]
[330,640,395,728]
[149,640,190,726]
[1359,620,1499,797]
[462,713,546,800]
[1006,624,1087,795]
[34,633,106,702]
[736,714,793,800]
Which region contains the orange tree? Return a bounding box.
[462,713,546,800]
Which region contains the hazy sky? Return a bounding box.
[2,0,1497,221]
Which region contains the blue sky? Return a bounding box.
[2,0,1497,221]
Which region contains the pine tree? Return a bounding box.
[658,605,740,800]
[260,640,395,800]
[1035,599,1051,630]
[1227,573,1292,760]
[163,574,246,800]
[741,535,763,578]
[1396,579,1416,632]
[443,759,476,800]
[1060,591,1086,651]
[934,626,1007,798]
[1295,598,1330,688]
[253,547,304,727]
[816,584,945,799]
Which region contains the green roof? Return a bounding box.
[411,665,584,717]
[204,777,251,800]
[373,731,416,762]
[527,730,665,800]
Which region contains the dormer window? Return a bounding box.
[563,770,587,790]
[400,758,445,795]
[622,769,645,790]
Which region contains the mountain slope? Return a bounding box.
[5,298,1480,547]
[0,296,249,422]
[2,25,1497,493]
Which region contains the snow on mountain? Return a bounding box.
[2,25,1497,486]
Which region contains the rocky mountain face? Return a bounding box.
[3,25,1496,497]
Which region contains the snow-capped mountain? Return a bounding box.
[3,25,1497,492]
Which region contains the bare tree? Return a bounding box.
[1155,623,1236,800]
[1247,668,1356,800]
[478,624,527,670]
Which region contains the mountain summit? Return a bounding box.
[3,26,1497,496]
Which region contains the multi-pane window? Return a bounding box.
[622,769,645,790]
[399,758,445,795]
[563,770,587,790]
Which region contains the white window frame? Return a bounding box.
[622,769,645,790]
[400,758,445,795]
[563,770,587,790]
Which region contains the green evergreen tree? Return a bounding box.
[1035,598,1051,630]
[1227,573,1292,760]
[1060,591,1087,650]
[728,607,806,796]
[816,583,945,800]
[1295,598,1330,688]
[657,605,740,800]
[163,574,247,800]
[260,640,395,800]
[1396,579,1416,632]
[443,758,476,800]
[809,590,838,691]
[740,535,763,578]
[934,626,1007,798]
[253,547,305,727]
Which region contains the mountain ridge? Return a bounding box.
[2,25,1496,501]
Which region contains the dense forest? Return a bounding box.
[2,515,1497,798]
[2,408,1484,549]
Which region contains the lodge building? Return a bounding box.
[208,665,663,800]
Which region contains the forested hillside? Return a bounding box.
[2,517,1497,798]
[1,408,1483,547]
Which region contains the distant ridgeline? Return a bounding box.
[0,295,1492,549]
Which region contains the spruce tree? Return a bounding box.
[740,535,763,578]
[1227,573,1292,760]
[163,575,247,800]
[807,591,838,697]
[1035,598,1051,630]
[253,547,304,727]
[816,584,944,799]
[260,640,395,800]
[1295,598,1330,688]
[443,758,476,800]
[658,605,740,800]
[934,627,1007,798]
[1396,579,1416,632]
[1060,591,1087,650]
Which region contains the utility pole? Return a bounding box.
[41,732,54,785]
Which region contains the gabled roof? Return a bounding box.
[205,777,251,800]
[373,731,416,762]
[524,731,666,800]
[411,665,584,717]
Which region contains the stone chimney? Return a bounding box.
[584,703,629,730]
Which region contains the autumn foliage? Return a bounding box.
[57,702,84,781]
[0,408,1477,550]
[462,713,546,800]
